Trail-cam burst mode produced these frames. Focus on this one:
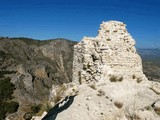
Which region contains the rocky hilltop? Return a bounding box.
[55,21,160,120]
[73,21,146,84]
[1,22,160,120]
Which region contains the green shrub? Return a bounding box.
[0,71,16,78]
[0,77,15,102]
[0,51,6,58]
[0,101,19,119]
[30,103,51,116]
[31,104,42,114]
[23,112,34,120]
[4,101,19,113]
[0,77,19,120]
[145,106,152,111]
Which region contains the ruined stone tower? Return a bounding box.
[72,21,147,84]
[33,21,160,120]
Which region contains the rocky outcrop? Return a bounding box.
[56,21,160,120]
[0,38,76,119]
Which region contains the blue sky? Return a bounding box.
[0,0,160,48]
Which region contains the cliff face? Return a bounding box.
[0,38,76,119]
[56,21,160,120]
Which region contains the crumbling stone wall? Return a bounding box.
[72,21,147,84]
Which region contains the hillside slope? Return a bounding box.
[0,37,77,119]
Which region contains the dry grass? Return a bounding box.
[109,75,123,82]
[150,86,160,95]
[145,106,152,111]
[126,114,141,120]
[109,76,117,82]
[89,83,97,90]
[97,89,105,96]
[137,78,142,83]
[118,77,123,82]
[125,103,141,120]
[114,101,123,109]
[132,74,136,79]
[154,107,160,115]
[52,85,67,104]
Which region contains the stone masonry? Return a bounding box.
[72,21,147,84]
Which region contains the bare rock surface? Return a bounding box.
[56,21,160,120]
[73,21,146,84]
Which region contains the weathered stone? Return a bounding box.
[56,21,160,120]
[73,21,147,84]
[16,64,26,74]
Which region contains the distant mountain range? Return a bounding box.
[137,48,160,56]
[137,48,160,62]
[136,48,160,83]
